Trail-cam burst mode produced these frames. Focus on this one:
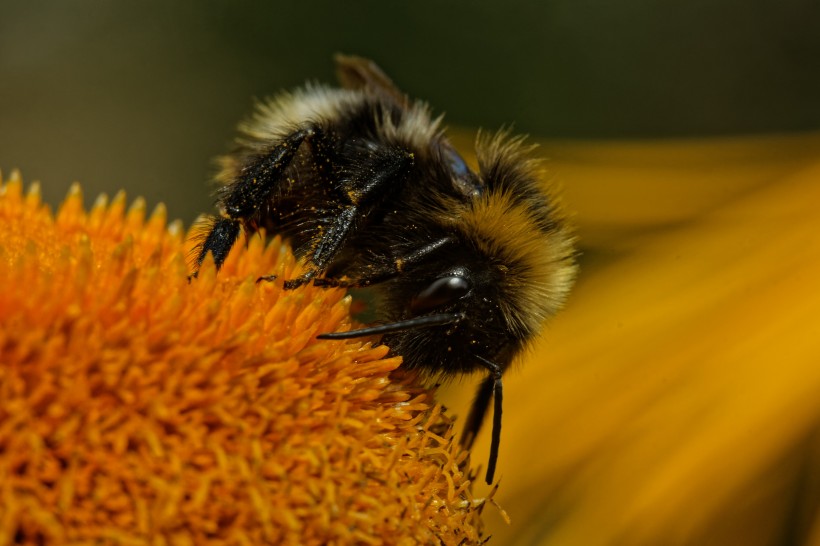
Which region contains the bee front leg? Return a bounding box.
[460,374,494,452]
[313,236,455,289]
[461,357,504,485]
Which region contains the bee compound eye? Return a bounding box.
[443,146,470,179]
[440,143,482,198]
[410,275,472,315]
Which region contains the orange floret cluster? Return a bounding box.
[0,171,488,545]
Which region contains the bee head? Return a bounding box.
[377,255,521,377]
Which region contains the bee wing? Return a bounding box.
[334,54,410,107]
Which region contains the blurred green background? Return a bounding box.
[1,1,818,224]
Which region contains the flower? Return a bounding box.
[0,171,489,545]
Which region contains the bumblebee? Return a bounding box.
[193,55,577,484]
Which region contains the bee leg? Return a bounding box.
[283,268,318,289]
[283,205,360,288]
[314,236,455,288]
[221,125,324,219]
[192,217,242,273]
[283,146,416,289]
[460,374,495,451]
[461,358,504,484]
[193,124,332,278]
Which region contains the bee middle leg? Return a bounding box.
[283,146,417,289]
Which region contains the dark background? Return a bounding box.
[1,1,818,224]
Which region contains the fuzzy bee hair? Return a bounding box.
[193,55,577,484]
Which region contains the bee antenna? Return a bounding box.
[317,313,464,339]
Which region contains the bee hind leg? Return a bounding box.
[198,123,332,281]
[220,125,326,219]
[191,217,242,275]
